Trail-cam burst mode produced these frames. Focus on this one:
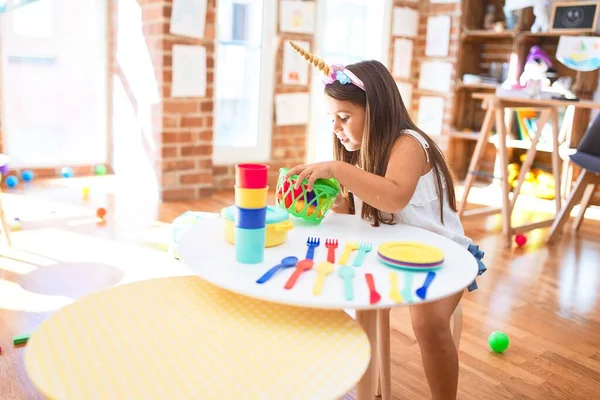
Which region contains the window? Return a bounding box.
[213,0,276,164]
[307,0,391,163]
[0,0,108,168]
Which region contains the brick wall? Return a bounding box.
[390,0,462,154]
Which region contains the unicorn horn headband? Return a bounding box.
[288,41,365,91]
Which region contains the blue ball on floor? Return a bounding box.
[22,170,34,182]
[61,167,74,178]
[6,175,18,188]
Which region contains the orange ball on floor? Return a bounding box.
[96,208,107,219]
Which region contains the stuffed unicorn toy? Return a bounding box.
[531,0,551,33]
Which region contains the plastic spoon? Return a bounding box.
[416,271,437,300]
[402,272,414,302]
[389,272,403,303]
[284,259,314,290]
[338,266,356,301]
[256,256,298,284]
[365,273,381,304]
[312,262,334,296]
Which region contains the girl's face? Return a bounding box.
[326,95,365,152]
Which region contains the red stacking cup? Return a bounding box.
[235,164,269,189]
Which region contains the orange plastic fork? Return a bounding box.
[325,239,338,263]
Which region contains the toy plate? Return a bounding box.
[377,242,444,265]
[377,252,444,268]
[377,256,443,272]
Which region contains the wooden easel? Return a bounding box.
[458,94,568,247]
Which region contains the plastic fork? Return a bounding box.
[338,242,358,266]
[325,239,338,263]
[352,242,372,267]
[305,237,320,260]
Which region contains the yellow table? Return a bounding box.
[25,276,370,400]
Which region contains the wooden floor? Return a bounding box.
[1,176,600,400]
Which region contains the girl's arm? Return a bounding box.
[332,136,427,213]
[332,193,351,214]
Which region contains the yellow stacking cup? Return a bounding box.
[235,186,269,209]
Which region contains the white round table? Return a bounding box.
[178,212,479,400]
[178,213,479,310]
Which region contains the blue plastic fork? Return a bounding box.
[305,237,320,260]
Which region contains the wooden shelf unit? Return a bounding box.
[448,0,599,184]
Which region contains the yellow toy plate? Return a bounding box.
[378,241,444,265]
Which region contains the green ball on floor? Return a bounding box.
[488,331,509,353]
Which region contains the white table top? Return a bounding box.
[178,213,479,310]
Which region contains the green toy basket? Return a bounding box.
[275,167,340,224]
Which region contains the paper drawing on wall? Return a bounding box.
[283,40,310,85]
[280,0,315,34]
[170,0,207,39]
[556,36,600,71]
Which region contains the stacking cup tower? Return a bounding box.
[234,164,269,264]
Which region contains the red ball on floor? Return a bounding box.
[96,207,107,219]
[515,234,527,247]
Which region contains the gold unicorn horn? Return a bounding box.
[289,41,332,77]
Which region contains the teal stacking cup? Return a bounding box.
[235,227,266,264]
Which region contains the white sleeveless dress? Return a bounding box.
[351,130,487,291]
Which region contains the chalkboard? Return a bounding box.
[551,1,599,32]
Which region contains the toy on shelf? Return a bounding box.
[275,167,339,224]
[234,163,269,264]
[221,205,293,248]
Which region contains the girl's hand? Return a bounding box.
[284,161,339,191]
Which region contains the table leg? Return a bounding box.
[509,109,550,214]
[458,99,494,217]
[355,310,377,400]
[494,104,512,247]
[376,309,391,400]
[550,108,562,212]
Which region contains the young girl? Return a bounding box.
[284,41,486,400]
